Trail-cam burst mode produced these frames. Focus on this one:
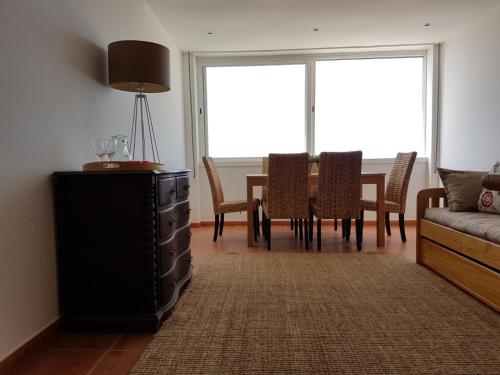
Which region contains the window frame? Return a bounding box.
[195,48,430,165]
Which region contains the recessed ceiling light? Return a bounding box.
[207,31,214,35]
[312,27,320,32]
[424,23,431,27]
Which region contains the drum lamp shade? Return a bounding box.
[108,40,170,93]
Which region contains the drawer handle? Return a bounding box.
[184,184,191,190]
[186,208,192,214]
[168,219,176,226]
[169,281,176,287]
[169,250,175,256]
[186,232,192,238]
[169,188,176,195]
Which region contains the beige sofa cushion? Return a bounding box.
[437,168,487,212]
[425,207,500,244]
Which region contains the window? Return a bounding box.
[314,58,425,158]
[205,64,306,158]
[198,51,429,160]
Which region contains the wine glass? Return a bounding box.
[104,138,117,161]
[92,138,117,161]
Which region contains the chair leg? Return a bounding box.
[334,218,337,231]
[262,213,267,241]
[341,219,345,238]
[385,212,392,236]
[304,218,309,250]
[255,209,260,236]
[360,210,364,243]
[267,219,272,251]
[309,211,314,241]
[317,218,322,252]
[399,213,407,242]
[262,212,266,239]
[219,213,224,236]
[253,210,258,242]
[345,219,351,241]
[290,218,294,230]
[355,218,363,251]
[299,219,303,241]
[213,214,219,242]
[294,219,298,238]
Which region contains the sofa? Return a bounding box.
[416,188,500,312]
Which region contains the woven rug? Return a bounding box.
[131,253,500,375]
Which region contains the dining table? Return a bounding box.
[246,173,386,247]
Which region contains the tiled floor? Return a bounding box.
[7,222,416,374]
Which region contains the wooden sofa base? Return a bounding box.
[416,188,500,312]
[420,238,500,311]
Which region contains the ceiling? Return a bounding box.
[147,0,500,52]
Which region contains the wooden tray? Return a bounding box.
[83,161,166,171]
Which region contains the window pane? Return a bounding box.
[206,65,306,157]
[315,58,425,158]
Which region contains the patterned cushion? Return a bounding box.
[478,162,500,214]
[424,207,500,244]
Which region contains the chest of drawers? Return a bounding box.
[52,170,192,331]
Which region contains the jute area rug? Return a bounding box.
[131,253,499,375]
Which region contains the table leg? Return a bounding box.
[247,179,255,247]
[376,176,385,247]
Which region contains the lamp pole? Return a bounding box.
[130,84,160,163]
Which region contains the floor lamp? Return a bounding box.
[108,40,170,163]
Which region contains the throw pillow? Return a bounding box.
[482,173,500,191]
[437,167,487,212]
[478,162,500,214]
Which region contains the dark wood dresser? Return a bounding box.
[52,170,192,331]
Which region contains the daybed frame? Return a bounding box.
[417,188,500,312]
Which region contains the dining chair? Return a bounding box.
[262,157,306,240]
[309,151,363,251]
[361,151,417,242]
[262,153,310,250]
[202,156,260,242]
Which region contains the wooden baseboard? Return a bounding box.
[0,320,59,374]
[192,220,416,227]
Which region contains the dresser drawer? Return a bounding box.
[158,209,176,243]
[159,243,176,276]
[176,176,190,200]
[175,249,192,283]
[158,177,176,208]
[159,226,191,276]
[176,201,191,228]
[159,273,177,308]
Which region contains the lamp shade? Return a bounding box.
[108,40,170,93]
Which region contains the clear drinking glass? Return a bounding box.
[111,135,131,161]
[92,138,117,161]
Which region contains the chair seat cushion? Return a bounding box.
[361,199,400,213]
[218,199,259,214]
[425,207,500,244]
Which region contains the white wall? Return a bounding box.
[0,0,185,361]
[439,7,500,170]
[192,160,428,223]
